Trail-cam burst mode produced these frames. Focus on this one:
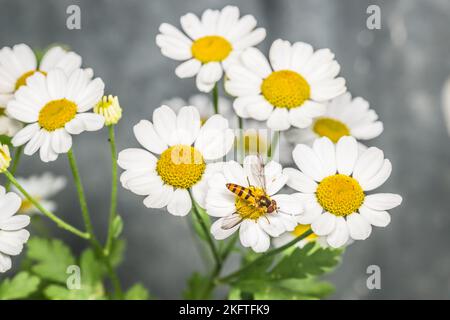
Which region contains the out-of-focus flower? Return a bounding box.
[0,44,82,108]
[118,105,234,216]
[225,39,346,131]
[286,93,383,146]
[156,5,266,92]
[284,136,402,248]
[0,143,11,173]
[94,95,122,126]
[0,186,30,273]
[205,155,302,253]
[13,173,66,215]
[7,69,105,162]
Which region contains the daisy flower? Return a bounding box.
[118,105,234,216]
[163,94,233,124]
[0,143,11,173]
[94,95,122,126]
[156,5,266,92]
[225,39,346,131]
[0,44,82,107]
[0,186,30,273]
[13,173,66,215]
[273,223,328,249]
[7,68,105,162]
[205,155,302,253]
[286,93,383,146]
[284,136,402,248]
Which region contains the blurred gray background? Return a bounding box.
[1,0,450,299]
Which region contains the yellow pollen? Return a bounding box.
[316,174,365,217]
[292,224,318,241]
[235,186,270,220]
[156,145,206,189]
[38,99,77,132]
[261,70,310,109]
[191,36,232,63]
[313,117,350,143]
[15,70,46,90]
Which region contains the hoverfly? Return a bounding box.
[221,155,283,230]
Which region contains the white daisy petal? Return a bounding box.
[326,216,349,248]
[11,123,40,147]
[312,137,336,176]
[175,59,201,78]
[24,129,46,156]
[267,108,290,131]
[311,212,336,236]
[271,194,302,215]
[283,168,317,193]
[269,39,292,71]
[211,216,240,240]
[233,28,266,50]
[176,106,201,145]
[133,120,167,154]
[223,161,248,186]
[363,193,403,211]
[361,159,392,191]
[46,69,67,100]
[240,47,272,79]
[197,62,223,85]
[117,148,157,171]
[359,205,391,227]
[153,105,179,146]
[292,144,325,181]
[346,212,372,240]
[143,184,174,209]
[167,189,191,216]
[50,128,72,153]
[352,147,384,183]
[180,13,205,40]
[0,253,12,273]
[335,136,358,175]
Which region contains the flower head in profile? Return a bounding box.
[118,105,234,216]
[7,69,105,162]
[286,93,383,146]
[156,6,266,92]
[94,95,122,126]
[0,186,30,273]
[0,44,82,108]
[13,173,66,215]
[225,39,346,131]
[205,155,302,253]
[284,136,402,248]
[0,143,11,173]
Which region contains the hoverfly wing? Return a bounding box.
[247,154,267,192]
[221,214,243,230]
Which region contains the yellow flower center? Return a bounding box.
[191,36,232,63]
[15,70,46,90]
[38,99,78,132]
[235,186,270,220]
[313,118,350,143]
[316,174,365,217]
[156,145,206,189]
[292,224,318,241]
[261,70,310,109]
[19,198,38,213]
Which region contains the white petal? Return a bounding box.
[311,212,336,236]
[46,69,67,100]
[50,128,72,153]
[211,216,240,240]
[352,147,384,183]
[233,28,266,50]
[180,13,204,40]
[246,97,273,121]
[346,213,372,240]
[326,216,349,248]
[359,205,391,227]
[39,131,58,162]
[267,108,290,131]
[0,229,29,256]
[0,193,21,221]
[264,161,288,195]
[269,39,292,71]
[117,148,156,170]
[292,144,325,181]
[283,168,317,193]
[175,59,201,78]
[361,160,392,191]
[177,106,201,145]
[240,47,272,79]
[143,184,174,209]
[223,161,247,186]
[24,129,46,156]
[11,123,40,147]
[313,137,336,176]
[271,194,303,215]
[74,113,105,132]
[153,105,179,146]
[0,215,30,231]
[0,252,11,273]
[133,120,167,154]
[364,193,403,211]
[335,136,358,175]
[75,78,105,113]
[197,62,223,85]
[167,189,191,216]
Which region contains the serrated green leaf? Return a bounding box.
[183,272,211,300]
[0,272,40,300]
[79,248,105,286]
[112,215,123,239]
[124,283,151,300]
[44,283,105,300]
[27,237,76,283]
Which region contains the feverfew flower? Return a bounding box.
[0,143,11,173]
[205,156,302,253]
[118,105,234,216]
[0,44,82,107]
[284,136,402,248]
[286,93,383,146]
[156,6,266,92]
[7,69,105,162]
[225,39,346,131]
[13,173,66,215]
[0,186,30,273]
[94,95,122,126]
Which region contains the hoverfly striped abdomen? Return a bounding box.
[226,183,254,201]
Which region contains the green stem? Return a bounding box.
[212,83,219,114]
[67,149,95,237]
[189,191,221,266]
[3,170,89,239]
[67,148,123,299]
[105,125,118,255]
[267,131,280,160]
[218,229,313,283]
[5,146,23,192]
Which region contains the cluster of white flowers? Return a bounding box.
[0,5,402,275]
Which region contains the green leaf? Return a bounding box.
[109,239,126,268]
[27,237,76,283]
[183,272,211,300]
[0,272,40,300]
[79,248,105,286]
[124,283,151,300]
[112,215,123,239]
[190,206,211,242]
[44,283,105,300]
[0,135,12,146]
